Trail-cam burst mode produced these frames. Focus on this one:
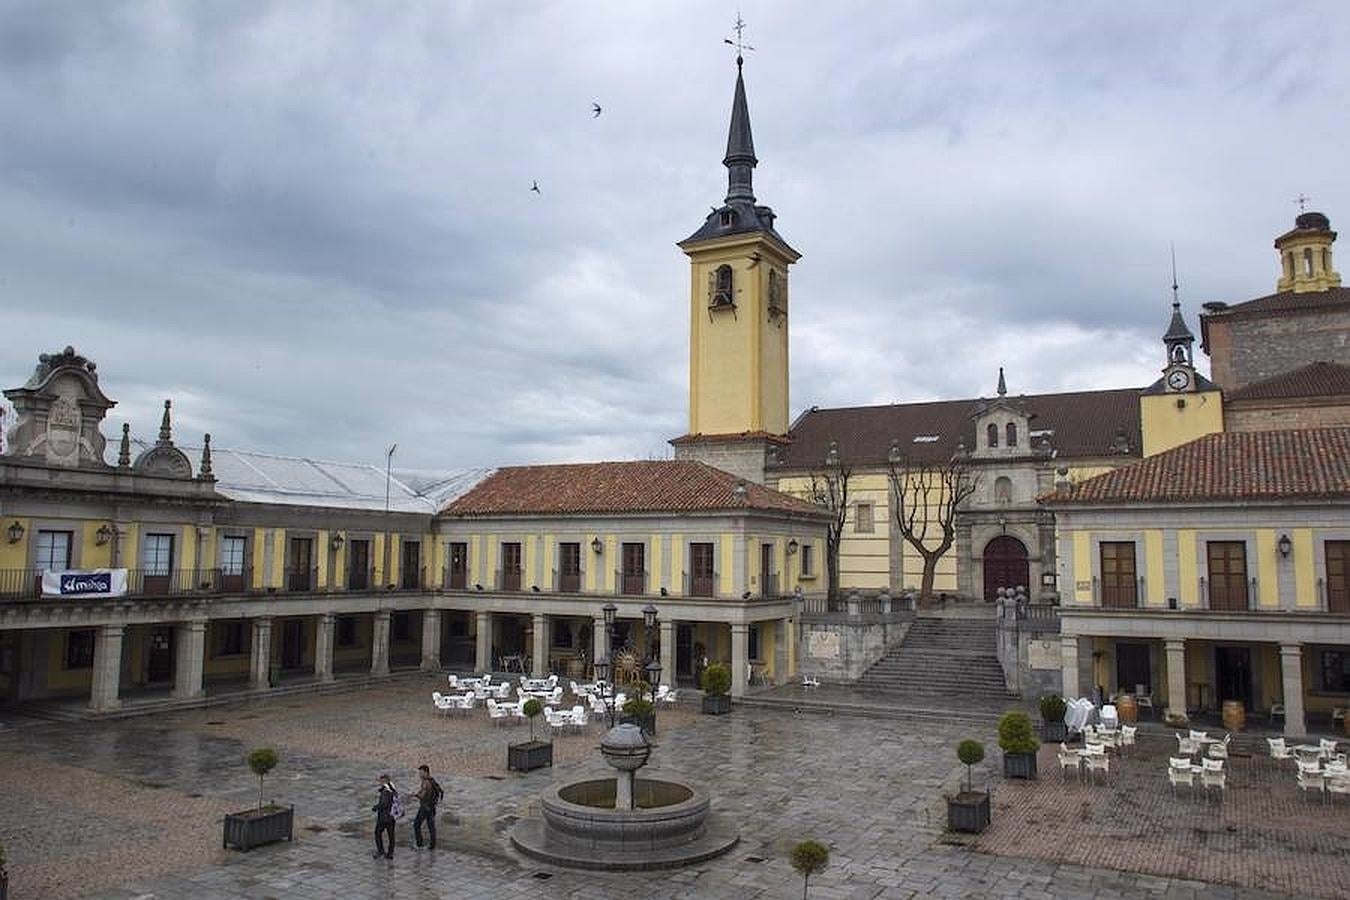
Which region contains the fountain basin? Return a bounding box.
[510,776,739,870]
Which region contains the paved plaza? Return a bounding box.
[0,679,1337,899]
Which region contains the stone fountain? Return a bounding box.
[510,723,739,870]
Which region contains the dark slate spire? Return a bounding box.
[1164,301,1194,343]
[157,399,174,445]
[723,58,757,205]
[996,367,1007,397]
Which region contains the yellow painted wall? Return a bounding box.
[373,533,386,587]
[46,630,94,692]
[1140,390,1224,457]
[315,530,330,589]
[1255,531,1279,609]
[1072,531,1092,604]
[1177,530,1198,607]
[0,518,28,569]
[1293,529,1317,608]
[81,520,112,569]
[388,534,402,588]
[670,532,683,595]
[720,534,734,596]
[1144,529,1164,606]
[251,528,266,589]
[270,529,284,588]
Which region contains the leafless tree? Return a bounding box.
[887,452,979,603]
[805,442,852,602]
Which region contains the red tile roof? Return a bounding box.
[441,460,828,518]
[1042,427,1350,505]
[1225,362,1350,402]
[776,388,1142,468]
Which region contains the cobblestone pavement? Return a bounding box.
[0,679,1318,898]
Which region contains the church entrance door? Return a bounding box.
[982,536,1029,601]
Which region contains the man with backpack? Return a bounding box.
[411,764,444,851]
[371,773,400,860]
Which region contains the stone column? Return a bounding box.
[171,620,207,700]
[421,609,441,672]
[730,623,749,698]
[90,624,125,712]
[774,618,788,683]
[1165,638,1187,719]
[659,619,676,689]
[1060,634,1081,698]
[532,612,548,677]
[475,611,492,673]
[315,613,335,683]
[249,617,273,690]
[371,610,391,676]
[1280,643,1307,739]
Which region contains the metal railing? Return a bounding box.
[759,573,780,599]
[497,569,522,592]
[400,566,425,591]
[286,566,317,592]
[348,567,371,590]
[555,569,582,593]
[685,572,716,598]
[617,570,647,595]
[446,569,467,590]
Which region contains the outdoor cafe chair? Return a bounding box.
[1208,733,1231,761]
[1200,758,1226,797]
[1320,738,1340,758]
[1134,684,1155,719]
[1168,757,1196,795]
[1328,774,1350,803]
[1268,737,1294,765]
[1177,734,1200,756]
[1084,753,1110,782]
[1297,768,1326,801]
[1058,744,1082,780]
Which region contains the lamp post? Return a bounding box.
[593,654,616,728]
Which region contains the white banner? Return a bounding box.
[41,568,128,599]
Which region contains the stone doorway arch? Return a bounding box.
[982,535,1029,601]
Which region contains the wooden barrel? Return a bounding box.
[1222,699,1246,732]
[1116,693,1138,724]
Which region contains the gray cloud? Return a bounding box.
[1,1,1347,469]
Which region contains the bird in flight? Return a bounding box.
[592,102,602,118]
[530,180,540,194]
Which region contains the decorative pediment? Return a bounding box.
[3,346,114,468]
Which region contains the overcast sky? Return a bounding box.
[2,2,1347,470]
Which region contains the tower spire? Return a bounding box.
[157,400,173,445]
[996,367,1007,397]
[722,16,757,205]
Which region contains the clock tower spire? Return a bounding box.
[1139,260,1224,456]
[671,20,800,484]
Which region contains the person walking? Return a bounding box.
[412,764,444,850]
[371,773,399,860]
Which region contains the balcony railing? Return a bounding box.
[617,570,647,595]
[759,573,780,599]
[498,569,522,592]
[447,569,468,590]
[686,572,717,598]
[286,566,317,592]
[400,566,425,591]
[348,567,371,591]
[555,569,582,593]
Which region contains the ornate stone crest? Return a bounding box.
[45,393,82,466]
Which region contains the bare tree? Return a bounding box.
[887,452,979,604]
[805,442,852,602]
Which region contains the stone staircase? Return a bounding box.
[856,616,1016,702]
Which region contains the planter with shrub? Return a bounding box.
[621,681,657,735]
[1039,694,1067,742]
[223,748,295,851]
[508,698,553,772]
[998,711,1040,779]
[946,739,990,833]
[701,663,732,715]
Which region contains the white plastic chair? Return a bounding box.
[1084,753,1110,782]
[1208,733,1231,761]
[1327,774,1350,803]
[659,689,680,706]
[802,674,820,688]
[487,699,508,726]
[1297,769,1326,800]
[1189,729,1208,742]
[1134,684,1154,719]
[1201,758,1226,797]
[447,674,460,690]
[1057,744,1081,780]
[1177,733,1199,756]
[1168,757,1196,795]
[1268,737,1293,764]
[1320,738,1339,758]
[1119,725,1137,755]
[1100,704,1119,731]
[432,691,452,717]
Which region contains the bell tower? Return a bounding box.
[1140,276,1223,457]
[1275,210,1341,294]
[671,47,800,484]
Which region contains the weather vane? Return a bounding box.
[1170,241,1180,306]
[1294,193,1311,213]
[723,12,754,65]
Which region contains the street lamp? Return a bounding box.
[593,654,616,727]
[603,601,617,628]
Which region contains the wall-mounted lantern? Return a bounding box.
[95,523,114,546]
[591,536,604,555]
[5,521,24,544]
[331,532,346,551]
[1277,534,1292,558]
[786,539,799,555]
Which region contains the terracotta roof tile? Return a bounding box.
[1042,427,1350,505]
[1225,361,1350,402]
[776,388,1142,468]
[442,460,827,518]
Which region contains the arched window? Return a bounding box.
[1324,248,1332,274]
[710,265,735,307]
[1284,252,1294,277]
[987,423,999,448]
[1304,247,1315,276]
[994,476,1013,505]
[1172,344,1187,363]
[1006,423,1017,447]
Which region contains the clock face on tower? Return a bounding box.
[1167,369,1191,391]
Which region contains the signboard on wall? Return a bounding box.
[806,631,840,660]
[1028,639,1061,670]
[40,568,128,599]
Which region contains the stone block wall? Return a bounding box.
[798,618,910,682]
[1206,307,1350,391]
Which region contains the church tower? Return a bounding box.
[1275,211,1341,294]
[671,51,800,484]
[1140,288,1223,457]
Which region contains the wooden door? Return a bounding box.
[1100,542,1138,608]
[1207,542,1248,610]
[760,544,776,597]
[281,619,306,670]
[348,540,370,590]
[146,626,174,683]
[401,541,421,589]
[1115,642,1151,694]
[621,543,644,594]
[1215,646,1253,707]
[689,543,714,596]
[449,542,469,589]
[288,538,313,591]
[982,536,1029,601]
[1327,541,1350,613]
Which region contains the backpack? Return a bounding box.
[390,791,406,820]
[431,778,445,805]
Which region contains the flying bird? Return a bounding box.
[592,102,602,118]
[530,180,540,194]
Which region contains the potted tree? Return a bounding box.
[1039,694,1067,743]
[701,662,732,715]
[507,698,553,772]
[999,711,1040,779]
[223,748,294,851]
[790,840,829,898]
[622,680,657,735]
[946,739,991,833]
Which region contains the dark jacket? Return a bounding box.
[415,775,441,809]
[373,784,396,821]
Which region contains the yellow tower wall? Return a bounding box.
[1140,390,1223,457]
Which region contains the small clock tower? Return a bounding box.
[1140,299,1224,456]
[670,49,800,484]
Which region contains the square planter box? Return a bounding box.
[1041,721,1067,743]
[223,805,294,851]
[947,791,991,833]
[702,694,732,716]
[508,740,553,772]
[621,711,657,735]
[1,867,8,900]
[1003,751,1038,780]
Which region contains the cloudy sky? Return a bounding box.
[2,1,1347,470]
